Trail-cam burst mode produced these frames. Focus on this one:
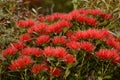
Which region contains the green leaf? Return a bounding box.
[104,75,112,79]
[98,77,103,80]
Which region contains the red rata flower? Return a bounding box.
[16,20,34,28]
[31,64,49,74]
[66,31,74,38]
[38,15,45,22]
[8,56,33,71]
[58,20,71,28]
[113,56,120,64]
[80,41,94,52]
[66,41,80,50]
[101,13,112,20]
[50,68,62,77]
[95,49,118,60]
[52,36,66,45]
[85,17,97,26]
[47,23,62,33]
[9,42,25,50]
[19,33,31,42]
[76,15,87,24]
[36,35,50,45]
[54,47,67,59]
[43,47,55,57]
[21,47,42,57]
[2,47,17,57]
[28,23,48,34]
[64,54,76,64]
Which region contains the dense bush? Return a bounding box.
[1,8,120,80]
[0,0,120,80]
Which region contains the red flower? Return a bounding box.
[85,17,97,26]
[85,9,102,15]
[113,56,120,64]
[8,56,33,70]
[2,47,17,57]
[52,36,66,45]
[69,10,80,18]
[66,41,80,50]
[31,64,49,74]
[80,41,94,52]
[36,35,50,45]
[28,23,48,34]
[21,47,32,56]
[95,49,118,60]
[47,23,62,33]
[38,15,45,22]
[76,15,87,24]
[31,48,43,57]
[64,54,76,64]
[43,47,55,57]
[9,42,25,50]
[46,15,55,21]
[54,47,67,59]
[31,64,41,74]
[66,31,74,37]
[58,20,71,28]
[21,47,42,57]
[106,37,117,48]
[19,33,31,42]
[50,68,62,77]
[101,13,112,20]
[16,20,34,28]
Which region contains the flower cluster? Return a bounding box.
[2,8,119,79]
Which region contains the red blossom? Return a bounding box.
[31,64,49,74]
[28,23,48,34]
[16,20,34,28]
[9,42,25,50]
[50,68,62,77]
[54,47,67,59]
[66,41,80,50]
[85,17,97,26]
[19,33,31,42]
[8,56,33,70]
[96,49,118,60]
[52,36,66,45]
[80,41,94,52]
[2,47,17,57]
[36,35,50,45]
[43,47,55,57]
[21,47,42,57]
[76,15,87,24]
[64,54,76,64]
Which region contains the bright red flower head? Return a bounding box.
[50,68,62,77]
[52,36,66,45]
[19,33,31,42]
[9,42,25,50]
[64,54,76,64]
[43,47,55,57]
[96,49,118,60]
[8,56,33,71]
[16,20,34,28]
[80,41,94,52]
[66,41,80,50]
[36,35,50,45]
[2,47,17,57]
[76,15,87,24]
[31,64,49,74]
[85,17,97,26]
[21,47,42,57]
[54,47,67,59]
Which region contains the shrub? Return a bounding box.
[1,8,120,80]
